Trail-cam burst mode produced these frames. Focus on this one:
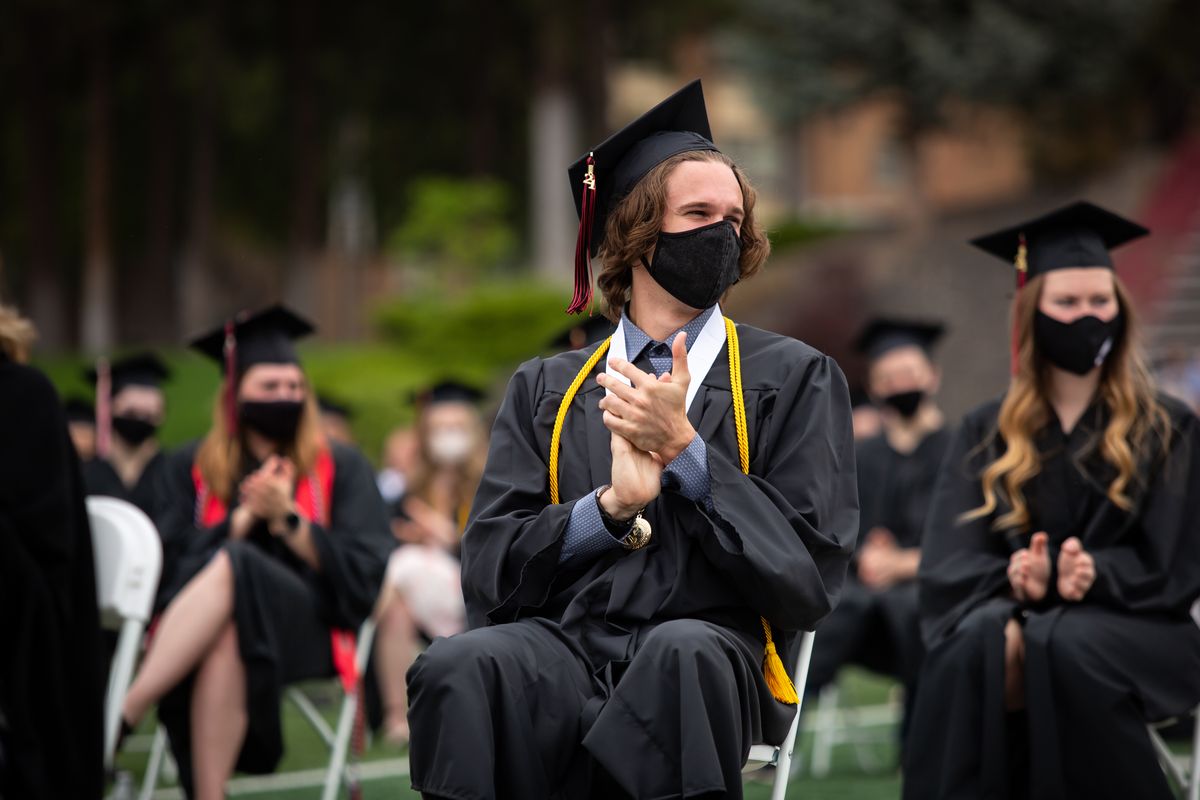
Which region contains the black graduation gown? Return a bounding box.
[904,394,1200,800]
[809,428,951,698]
[406,324,859,799]
[150,440,393,797]
[82,449,167,517]
[0,359,105,800]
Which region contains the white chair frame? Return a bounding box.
[742,629,817,800]
[139,616,377,800]
[1149,707,1200,800]
[88,496,163,772]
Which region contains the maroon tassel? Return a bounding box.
[95,358,112,458]
[1011,234,1028,376]
[223,320,238,436]
[567,153,597,315]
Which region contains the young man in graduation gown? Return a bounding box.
[119,306,393,800]
[0,307,105,800]
[82,352,172,517]
[904,202,1200,799]
[807,318,951,744]
[406,81,859,799]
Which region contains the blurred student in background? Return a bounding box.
[374,381,486,744]
[82,352,171,518]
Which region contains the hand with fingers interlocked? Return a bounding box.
[596,331,697,464]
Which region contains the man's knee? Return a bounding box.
[637,619,734,674]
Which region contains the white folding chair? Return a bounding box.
[140,615,378,800]
[805,676,901,777]
[88,496,163,771]
[743,629,816,800]
[1149,706,1200,800]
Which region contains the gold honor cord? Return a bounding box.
[548,317,798,705]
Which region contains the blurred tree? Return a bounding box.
[735,0,1200,177]
[386,177,519,285]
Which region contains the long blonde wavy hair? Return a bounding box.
[195,374,325,503]
[964,272,1171,532]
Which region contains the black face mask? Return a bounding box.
[1034,311,1123,376]
[239,400,304,443]
[641,220,742,310]
[880,390,924,419]
[112,415,158,446]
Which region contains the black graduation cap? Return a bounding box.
[415,380,484,408]
[317,394,354,421]
[969,201,1149,280]
[854,318,946,362]
[85,351,171,394]
[63,396,96,424]
[189,304,315,375]
[564,79,719,313]
[549,315,616,351]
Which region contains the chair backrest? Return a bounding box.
[88,496,162,627]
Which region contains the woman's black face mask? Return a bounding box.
[1034,311,1124,376]
[239,400,304,443]
[641,220,742,310]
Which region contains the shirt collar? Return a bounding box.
[619,305,717,363]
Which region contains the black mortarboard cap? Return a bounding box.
[415,380,484,408]
[189,304,315,375]
[564,80,719,313]
[317,394,354,421]
[969,200,1149,279]
[85,351,171,394]
[64,396,96,424]
[854,317,946,361]
[549,315,615,351]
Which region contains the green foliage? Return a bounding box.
[386,177,519,275]
[768,218,843,253]
[372,280,577,381]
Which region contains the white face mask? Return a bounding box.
[428,429,475,466]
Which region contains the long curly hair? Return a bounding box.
[195,376,325,503]
[963,272,1171,532]
[595,150,771,321]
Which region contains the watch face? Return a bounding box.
[286,511,301,530]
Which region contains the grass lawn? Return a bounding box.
[114,670,904,800]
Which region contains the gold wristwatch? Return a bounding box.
[596,485,652,551]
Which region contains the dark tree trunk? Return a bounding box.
[20,8,69,348]
[177,0,223,337]
[80,7,115,354]
[123,24,179,343]
[283,0,322,321]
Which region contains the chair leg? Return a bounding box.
[138,726,169,800]
[1188,707,1200,800]
[769,629,815,800]
[321,687,359,800]
[810,684,840,778]
[105,620,146,769]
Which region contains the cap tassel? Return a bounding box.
[761,618,799,705]
[95,358,112,459]
[223,320,239,436]
[567,153,597,315]
[1010,235,1028,376]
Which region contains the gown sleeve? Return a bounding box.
[460,358,578,625]
[307,444,395,628]
[692,351,859,631]
[1087,406,1200,614]
[917,411,1013,647]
